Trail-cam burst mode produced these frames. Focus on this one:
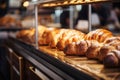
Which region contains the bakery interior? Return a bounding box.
[0,0,120,80]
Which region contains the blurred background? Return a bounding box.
[0,0,119,31]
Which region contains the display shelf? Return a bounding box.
[29,0,61,5]
[28,0,120,7]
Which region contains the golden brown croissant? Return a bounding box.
[0,16,22,27]
[56,30,85,50]
[38,28,57,45]
[98,37,120,67]
[104,36,120,43]
[38,25,47,37]
[17,25,47,44]
[85,41,103,59]
[64,40,91,56]
[98,44,116,62]
[16,28,35,43]
[86,37,120,60]
[64,39,102,57]
[48,29,68,48]
[103,50,120,67]
[103,37,120,51]
[31,26,47,42]
[64,29,113,56]
[85,29,113,43]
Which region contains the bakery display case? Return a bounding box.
[14,25,120,80]
[1,0,120,80]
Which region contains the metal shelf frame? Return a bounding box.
[34,4,39,49]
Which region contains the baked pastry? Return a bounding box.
[85,41,103,59]
[98,38,120,67]
[17,25,47,44]
[64,40,103,57]
[103,50,120,67]
[85,29,113,42]
[64,40,90,56]
[48,29,68,48]
[98,44,116,62]
[38,27,57,45]
[56,29,85,50]
[0,16,22,27]
[38,25,47,38]
[16,28,35,43]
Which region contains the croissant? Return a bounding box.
[0,16,22,27]
[86,37,120,60]
[104,36,120,43]
[103,50,120,67]
[64,40,91,56]
[64,39,103,57]
[49,29,68,48]
[31,26,47,43]
[85,29,113,43]
[38,27,56,45]
[16,28,35,43]
[17,25,47,44]
[98,44,116,62]
[56,30,85,50]
[85,41,103,59]
[37,25,47,38]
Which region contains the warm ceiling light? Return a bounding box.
[23,1,29,7]
[42,4,49,7]
[50,3,56,6]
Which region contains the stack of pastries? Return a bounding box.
[17,25,47,43]
[0,16,22,27]
[17,26,120,68]
[64,29,120,67]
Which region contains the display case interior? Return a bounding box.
[15,26,120,80]
[4,0,120,80]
